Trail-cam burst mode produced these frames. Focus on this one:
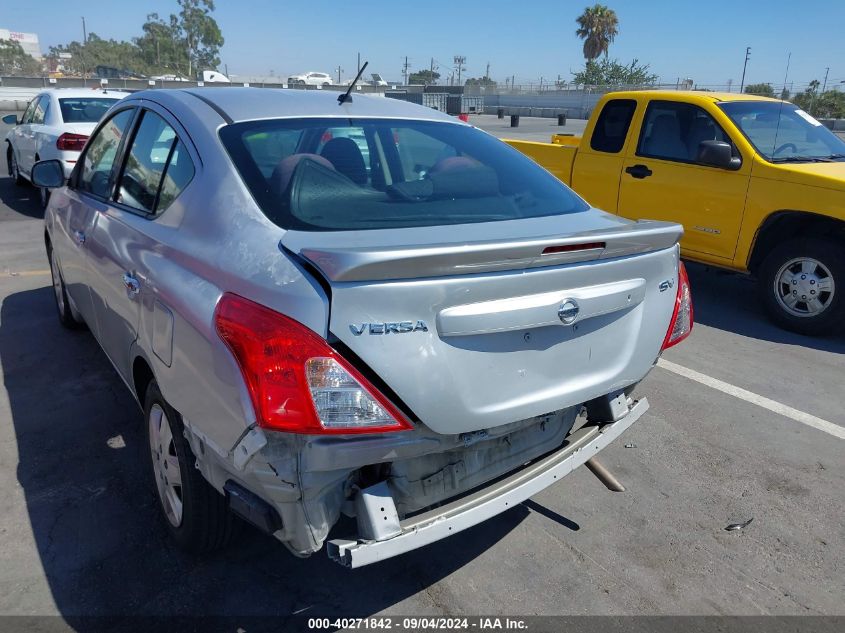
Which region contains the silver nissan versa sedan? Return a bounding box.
[33,88,692,568]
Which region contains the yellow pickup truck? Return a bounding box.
[506,91,845,335]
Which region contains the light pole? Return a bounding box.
[739,47,750,93]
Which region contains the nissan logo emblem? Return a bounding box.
[558,299,579,325]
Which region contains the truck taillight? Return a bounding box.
[56,133,88,151]
[214,293,412,434]
[661,262,693,351]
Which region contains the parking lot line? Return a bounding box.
[1,270,50,277]
[657,358,845,440]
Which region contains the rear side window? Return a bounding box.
[590,99,636,153]
[32,95,49,124]
[116,110,194,214]
[220,117,588,232]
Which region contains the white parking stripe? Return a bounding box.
[657,358,845,440]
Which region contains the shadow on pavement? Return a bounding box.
[0,286,528,626]
[0,158,43,221]
[685,262,845,354]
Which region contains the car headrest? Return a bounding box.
[319,137,367,185]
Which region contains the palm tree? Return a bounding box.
[575,4,619,61]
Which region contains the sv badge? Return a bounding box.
[350,321,429,336]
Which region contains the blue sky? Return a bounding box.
[5,0,844,89]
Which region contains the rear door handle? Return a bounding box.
[73,230,86,245]
[625,164,653,179]
[122,273,141,299]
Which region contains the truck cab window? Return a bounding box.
[590,99,637,153]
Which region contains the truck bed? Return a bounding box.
[504,139,578,186]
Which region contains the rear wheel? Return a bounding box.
[758,238,844,336]
[8,146,25,186]
[48,246,83,329]
[145,379,236,552]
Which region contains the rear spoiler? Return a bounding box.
[281,220,683,282]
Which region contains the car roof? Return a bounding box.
[604,89,782,104]
[39,88,132,99]
[134,88,459,124]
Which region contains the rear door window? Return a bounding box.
[32,95,49,124]
[590,99,636,153]
[116,109,194,214]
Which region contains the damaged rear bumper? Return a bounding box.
[327,397,648,568]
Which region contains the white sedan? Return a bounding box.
[4,88,129,206]
[286,71,333,86]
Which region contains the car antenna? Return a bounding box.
[338,61,368,105]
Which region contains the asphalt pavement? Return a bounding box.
[0,116,843,627]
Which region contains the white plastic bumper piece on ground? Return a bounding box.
[327,398,648,568]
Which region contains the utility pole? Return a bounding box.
[80,16,88,81]
[335,65,343,84]
[357,52,361,75]
[726,78,733,93]
[739,46,751,93]
[401,56,410,85]
[453,55,466,86]
[485,61,490,81]
[822,67,830,92]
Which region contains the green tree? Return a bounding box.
[136,13,186,73]
[575,4,619,61]
[572,57,657,86]
[0,39,41,76]
[49,34,146,77]
[408,69,440,85]
[464,76,497,88]
[177,0,224,77]
[744,83,775,98]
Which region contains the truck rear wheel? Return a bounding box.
[758,238,844,336]
[145,379,237,552]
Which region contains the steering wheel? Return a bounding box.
[773,142,798,156]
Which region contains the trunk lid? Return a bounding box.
[281,212,682,435]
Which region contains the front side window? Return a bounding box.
[21,98,37,124]
[638,101,734,163]
[220,117,589,231]
[590,99,636,153]
[718,101,845,163]
[59,98,120,123]
[117,110,194,214]
[32,95,49,124]
[79,108,135,199]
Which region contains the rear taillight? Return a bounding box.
[56,133,88,151]
[661,262,693,351]
[214,293,412,434]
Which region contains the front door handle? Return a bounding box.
[625,164,653,179]
[73,230,86,245]
[122,273,141,299]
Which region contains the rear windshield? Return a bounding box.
[219,117,589,231]
[58,98,120,123]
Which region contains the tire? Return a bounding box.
[48,245,84,329]
[144,379,236,552]
[758,237,845,336]
[8,146,25,186]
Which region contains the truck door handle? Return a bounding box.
[122,273,141,299]
[625,164,653,179]
[73,230,86,245]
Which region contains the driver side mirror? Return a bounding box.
[697,140,741,170]
[31,160,66,189]
[2,114,20,125]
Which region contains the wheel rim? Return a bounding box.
[773,257,835,318]
[149,404,184,527]
[49,252,65,315]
